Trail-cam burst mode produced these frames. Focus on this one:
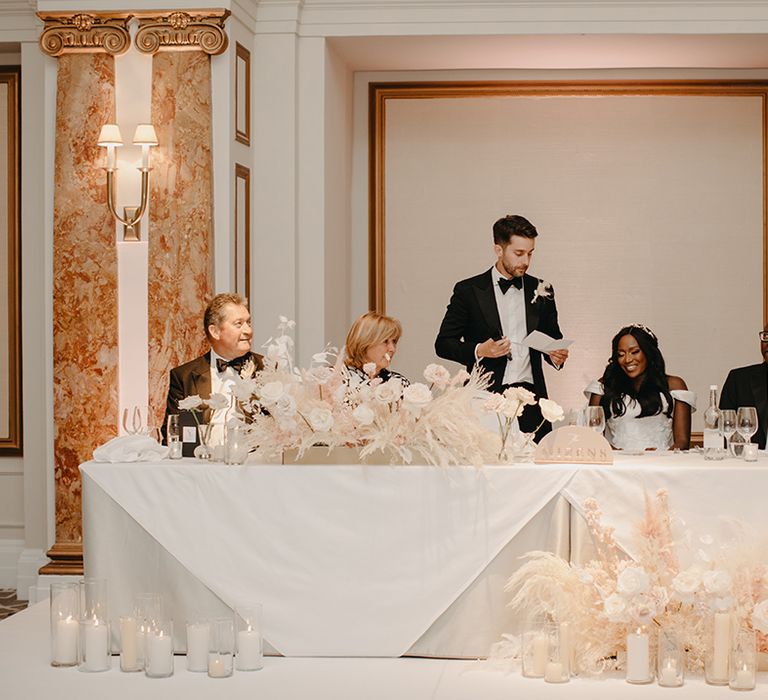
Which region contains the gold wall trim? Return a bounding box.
[135,9,230,56]
[369,80,768,318]
[37,12,132,57]
[0,69,21,455]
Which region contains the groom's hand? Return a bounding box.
[548,348,569,368]
[477,337,511,359]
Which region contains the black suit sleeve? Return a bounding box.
[435,283,479,370]
[719,369,738,410]
[538,285,564,369]
[162,368,185,442]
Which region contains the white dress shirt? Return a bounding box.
[491,267,534,386]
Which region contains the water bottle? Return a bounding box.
[703,385,724,460]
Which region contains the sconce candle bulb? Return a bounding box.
[97,124,123,171]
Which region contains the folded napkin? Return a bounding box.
[93,435,169,463]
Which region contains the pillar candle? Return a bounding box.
[83,621,109,672]
[146,631,173,677]
[732,666,754,690]
[626,630,650,683]
[712,612,730,680]
[186,622,210,672]
[208,654,229,677]
[544,661,564,683]
[532,635,548,676]
[120,616,139,671]
[54,617,79,665]
[236,629,262,671]
[659,660,677,686]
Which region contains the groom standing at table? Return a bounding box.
[164,293,264,445]
[435,214,568,438]
[719,325,768,449]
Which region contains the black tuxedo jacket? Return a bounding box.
[719,362,768,449]
[163,350,264,429]
[434,269,563,395]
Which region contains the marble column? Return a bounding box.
[52,54,118,544]
[147,50,214,424]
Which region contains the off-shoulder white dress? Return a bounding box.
[585,380,696,451]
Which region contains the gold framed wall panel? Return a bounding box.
[0,68,21,455]
[235,42,250,146]
[368,80,768,321]
[235,163,251,303]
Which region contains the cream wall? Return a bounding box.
[380,90,763,429]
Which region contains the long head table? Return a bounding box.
[80,452,767,659]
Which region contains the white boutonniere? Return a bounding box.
[531,279,553,304]
[240,357,256,379]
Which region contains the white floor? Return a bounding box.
[1,601,765,699]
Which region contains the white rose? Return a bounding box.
[500,398,525,419]
[503,386,536,406]
[206,393,229,410]
[352,403,375,426]
[362,362,377,378]
[423,363,451,389]
[403,383,433,407]
[627,593,658,624]
[374,381,402,404]
[751,600,768,635]
[604,593,628,622]
[616,566,649,597]
[308,366,334,385]
[178,395,203,410]
[672,569,701,601]
[702,570,732,596]
[272,393,297,418]
[482,393,506,413]
[307,406,334,432]
[259,381,285,404]
[232,377,258,403]
[539,398,565,424]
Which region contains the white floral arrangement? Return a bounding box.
[497,490,768,674]
[481,386,564,461]
[228,317,501,467]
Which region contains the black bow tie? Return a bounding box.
[216,354,248,374]
[498,276,523,294]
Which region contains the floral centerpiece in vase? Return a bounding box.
[225,317,500,467]
[481,386,564,462]
[177,392,229,459]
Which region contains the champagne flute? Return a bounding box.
[122,407,137,435]
[584,406,606,434]
[736,406,758,444]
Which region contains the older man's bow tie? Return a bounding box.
[498,276,522,294]
[216,355,248,374]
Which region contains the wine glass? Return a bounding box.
[584,406,606,434]
[720,409,737,445]
[736,406,758,444]
[121,405,147,435]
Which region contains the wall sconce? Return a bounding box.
[98,123,158,241]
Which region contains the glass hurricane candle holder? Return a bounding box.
[225,424,249,465]
[50,581,80,667]
[119,615,141,672]
[78,616,110,672]
[657,625,684,687]
[208,617,234,678]
[144,619,174,678]
[186,620,210,673]
[235,605,263,671]
[522,619,550,678]
[626,624,653,684]
[729,628,756,691]
[705,609,732,685]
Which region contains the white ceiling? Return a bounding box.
[328,34,768,70]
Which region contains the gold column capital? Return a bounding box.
[37,12,132,57]
[135,9,230,56]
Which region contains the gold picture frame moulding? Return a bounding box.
[234,164,251,303]
[0,69,21,454]
[235,42,251,146]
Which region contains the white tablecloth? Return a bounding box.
[80,452,768,659]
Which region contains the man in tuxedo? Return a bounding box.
[435,214,568,437]
[164,293,264,444]
[719,326,768,449]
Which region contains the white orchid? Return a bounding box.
[539,398,564,423]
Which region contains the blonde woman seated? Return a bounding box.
[585,324,695,451]
[344,311,410,386]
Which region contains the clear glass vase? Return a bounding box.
[193,423,214,460]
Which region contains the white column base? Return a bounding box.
[17,549,50,601]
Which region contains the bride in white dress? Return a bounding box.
[585,324,695,451]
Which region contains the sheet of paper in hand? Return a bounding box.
[522,331,573,353]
